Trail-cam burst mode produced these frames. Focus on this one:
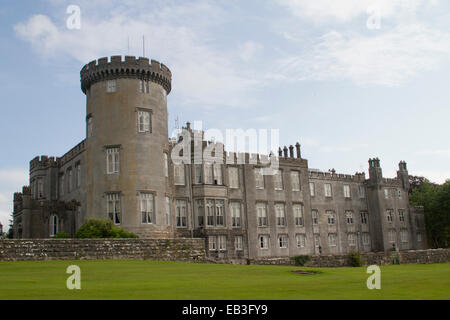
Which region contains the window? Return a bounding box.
[194,165,202,184]
[218,235,227,251]
[164,154,169,177]
[87,116,93,138]
[206,200,215,226]
[400,229,408,243]
[213,164,222,185]
[230,202,241,227]
[228,167,239,189]
[314,234,320,247]
[324,183,332,197]
[279,235,288,248]
[347,233,356,246]
[67,168,73,193]
[165,196,171,226]
[205,199,225,227]
[312,210,319,225]
[254,168,264,189]
[362,233,371,246]
[138,110,151,133]
[398,210,405,222]
[204,163,214,184]
[37,178,44,198]
[309,182,315,197]
[274,170,283,190]
[345,211,354,224]
[195,199,204,227]
[296,234,306,248]
[291,171,300,191]
[49,215,58,237]
[215,200,225,226]
[208,236,217,251]
[76,163,81,188]
[360,211,368,224]
[259,235,269,249]
[107,193,121,225]
[106,148,120,174]
[328,234,337,246]
[275,203,286,226]
[327,211,336,225]
[417,233,422,242]
[106,80,116,93]
[140,193,154,224]
[386,209,394,223]
[140,80,149,93]
[384,188,389,199]
[293,204,304,226]
[59,174,65,196]
[359,185,365,198]
[176,200,187,227]
[343,185,351,198]
[257,203,268,227]
[235,236,243,251]
[174,164,185,185]
[388,229,396,243]
[398,189,402,199]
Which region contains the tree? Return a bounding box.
[75,218,139,239]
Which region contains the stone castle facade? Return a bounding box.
[12,56,428,259]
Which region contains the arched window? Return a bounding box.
[49,215,58,237]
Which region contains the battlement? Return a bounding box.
[80,55,172,94]
[58,140,86,167]
[382,178,400,186]
[30,156,58,172]
[309,169,366,183]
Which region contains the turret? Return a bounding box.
[397,160,410,191]
[368,157,383,184]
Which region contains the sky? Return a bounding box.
[0,0,449,230]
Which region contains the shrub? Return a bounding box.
[291,255,311,266]
[75,218,139,239]
[53,232,70,239]
[392,253,401,265]
[348,251,363,267]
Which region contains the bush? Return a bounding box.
[291,255,311,266]
[392,253,401,265]
[53,232,70,239]
[75,218,139,239]
[348,251,363,267]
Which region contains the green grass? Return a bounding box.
[0,260,449,300]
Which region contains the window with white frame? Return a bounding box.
[327,211,336,225]
[215,200,225,226]
[362,233,371,246]
[296,234,306,248]
[106,147,120,174]
[359,185,366,198]
[291,171,300,191]
[259,235,269,249]
[347,233,356,246]
[76,163,81,188]
[175,200,187,227]
[165,196,171,226]
[345,211,354,224]
[195,199,204,227]
[206,200,214,226]
[208,236,217,251]
[209,235,226,251]
[230,202,241,227]
[213,164,223,185]
[309,182,315,197]
[360,211,368,224]
[314,234,320,247]
[138,110,151,133]
[293,204,304,226]
[228,167,239,189]
[324,183,332,197]
[312,210,319,225]
[343,184,351,198]
[106,80,116,93]
[386,209,394,223]
[194,165,202,184]
[273,169,283,190]
[235,236,243,251]
[164,153,169,178]
[140,80,149,94]
[398,209,405,222]
[67,168,73,193]
[218,235,227,251]
[204,163,214,184]
[140,193,154,224]
[49,215,58,237]
[388,229,396,243]
[257,203,268,227]
[275,203,286,226]
[384,188,389,199]
[400,229,408,243]
[174,164,185,185]
[328,233,337,246]
[417,233,422,242]
[279,235,288,248]
[254,168,264,189]
[107,193,121,225]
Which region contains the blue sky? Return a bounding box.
[1,0,450,229]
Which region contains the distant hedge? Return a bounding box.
[75,218,139,239]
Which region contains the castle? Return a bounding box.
[12,56,428,258]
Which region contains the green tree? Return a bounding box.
[75,218,139,239]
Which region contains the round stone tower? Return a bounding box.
[80,55,172,238]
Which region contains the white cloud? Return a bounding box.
[0,168,28,232]
[271,24,450,86]
[239,41,263,62]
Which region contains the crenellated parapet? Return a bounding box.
[80,55,172,94]
[309,169,366,183]
[58,139,86,167]
[30,156,58,172]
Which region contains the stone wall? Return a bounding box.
[249,249,450,267]
[0,238,205,262]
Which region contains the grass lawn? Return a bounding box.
[0,260,449,300]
